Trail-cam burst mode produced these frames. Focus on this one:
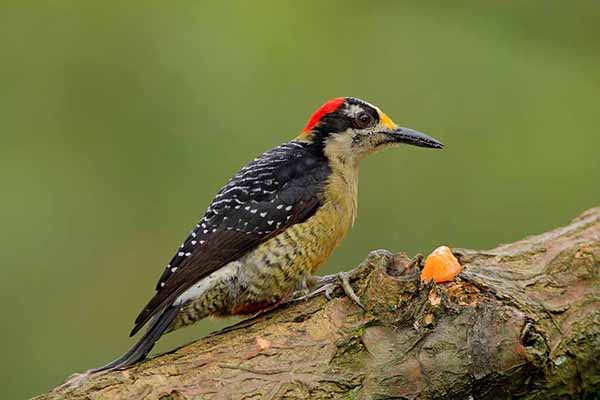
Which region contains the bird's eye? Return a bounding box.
[355,112,373,128]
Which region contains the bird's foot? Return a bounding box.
[294,271,365,310]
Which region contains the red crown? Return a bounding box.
[303,97,345,132]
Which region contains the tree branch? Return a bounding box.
[36,207,600,399]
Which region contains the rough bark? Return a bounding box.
[36,208,600,400]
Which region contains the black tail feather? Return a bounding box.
[92,306,180,372]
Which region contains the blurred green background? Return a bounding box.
[2,1,599,398]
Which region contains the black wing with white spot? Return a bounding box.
[131,140,330,336]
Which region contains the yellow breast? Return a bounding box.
[288,156,359,272]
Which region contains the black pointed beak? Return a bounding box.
[388,127,444,149]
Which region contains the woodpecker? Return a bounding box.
[96,97,443,371]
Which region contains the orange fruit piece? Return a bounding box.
[421,246,462,283]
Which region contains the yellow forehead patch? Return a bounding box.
[379,112,396,129]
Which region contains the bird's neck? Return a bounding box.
[323,148,360,229]
[328,168,359,224]
[298,134,360,227]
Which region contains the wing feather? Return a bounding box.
[130,141,329,336]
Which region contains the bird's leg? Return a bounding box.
[293,270,365,310]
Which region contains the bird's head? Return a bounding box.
[297,97,443,165]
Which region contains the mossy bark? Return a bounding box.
[35,208,600,399]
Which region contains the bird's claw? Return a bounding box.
[293,282,332,301]
[293,271,365,311]
[337,271,366,310]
